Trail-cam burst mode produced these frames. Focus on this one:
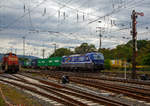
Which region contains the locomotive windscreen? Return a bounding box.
[92,54,104,60]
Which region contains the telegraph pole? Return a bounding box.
[53,43,56,53]
[131,10,144,79]
[99,33,102,49]
[42,49,45,59]
[10,47,13,53]
[22,36,25,57]
[96,27,103,50]
[15,49,17,54]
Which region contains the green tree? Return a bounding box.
[115,44,132,61]
[50,48,73,57]
[101,44,132,62]
[99,48,114,59]
[142,53,150,65]
[75,43,96,54]
[137,40,149,50]
[137,42,150,65]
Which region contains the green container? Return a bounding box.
[48,57,62,67]
[37,59,48,67]
[47,59,53,66]
[24,60,31,67]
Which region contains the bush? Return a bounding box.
[104,59,111,70]
[142,54,150,65]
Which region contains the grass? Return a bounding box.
[0,97,6,106]
[0,83,42,106]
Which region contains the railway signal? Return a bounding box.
[131,10,144,79]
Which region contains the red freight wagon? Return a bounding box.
[1,53,19,73]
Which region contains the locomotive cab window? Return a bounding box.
[92,54,104,60]
[5,53,16,56]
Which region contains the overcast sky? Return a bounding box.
[0,0,150,58]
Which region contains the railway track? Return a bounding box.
[24,71,150,104]
[71,75,150,86]
[16,70,150,105]
[25,70,150,86]
[19,73,130,106]
[0,73,130,106]
[70,77,150,103]
[0,74,77,106]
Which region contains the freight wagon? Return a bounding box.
[38,58,49,69]
[31,59,38,69]
[110,59,149,70]
[47,57,62,70]
[22,57,62,70]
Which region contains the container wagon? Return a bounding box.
[37,58,49,69]
[47,57,62,70]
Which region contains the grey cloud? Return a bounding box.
[0,0,150,57]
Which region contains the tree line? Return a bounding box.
[50,40,150,65]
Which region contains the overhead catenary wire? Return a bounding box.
[27,0,35,30]
[0,0,149,52]
[1,0,147,28]
[88,0,144,24]
[3,0,48,29]
[1,0,144,31]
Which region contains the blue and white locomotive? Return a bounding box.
[61,52,104,71]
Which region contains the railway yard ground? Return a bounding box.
[0,83,43,106]
[0,69,150,106]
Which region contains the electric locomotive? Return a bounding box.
[1,52,20,73]
[61,52,104,71]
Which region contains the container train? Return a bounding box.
[1,53,20,73]
[21,52,104,72]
